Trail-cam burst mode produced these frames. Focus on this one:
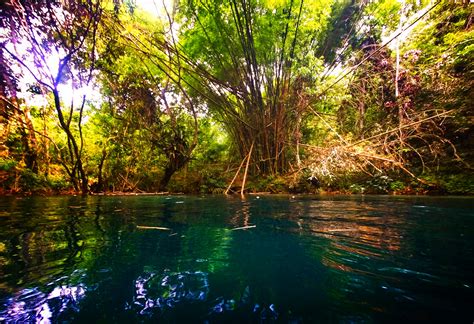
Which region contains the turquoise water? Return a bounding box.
[0,195,473,323]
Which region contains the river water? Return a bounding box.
[0,195,473,323]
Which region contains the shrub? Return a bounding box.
[0,158,17,171]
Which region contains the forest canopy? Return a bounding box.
[0,0,473,195]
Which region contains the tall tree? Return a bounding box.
[94,5,199,191]
[1,0,102,194]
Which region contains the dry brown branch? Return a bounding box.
[299,107,460,186]
[348,110,454,148]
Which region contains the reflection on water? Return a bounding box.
[129,270,281,322]
[1,271,87,322]
[0,195,473,322]
[131,270,209,315]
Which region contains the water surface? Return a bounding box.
[0,195,473,322]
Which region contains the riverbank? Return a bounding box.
[1,167,473,196]
[1,184,472,197]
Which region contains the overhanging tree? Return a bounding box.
[1,0,102,194]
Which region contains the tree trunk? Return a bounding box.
[53,89,88,195]
[96,148,107,192]
[159,165,175,192]
[22,107,38,173]
[158,153,190,192]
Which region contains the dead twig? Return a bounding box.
[136,225,171,231]
[230,225,256,231]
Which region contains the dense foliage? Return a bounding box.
[0,0,472,195]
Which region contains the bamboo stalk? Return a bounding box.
[241,142,254,196]
[224,153,248,195]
